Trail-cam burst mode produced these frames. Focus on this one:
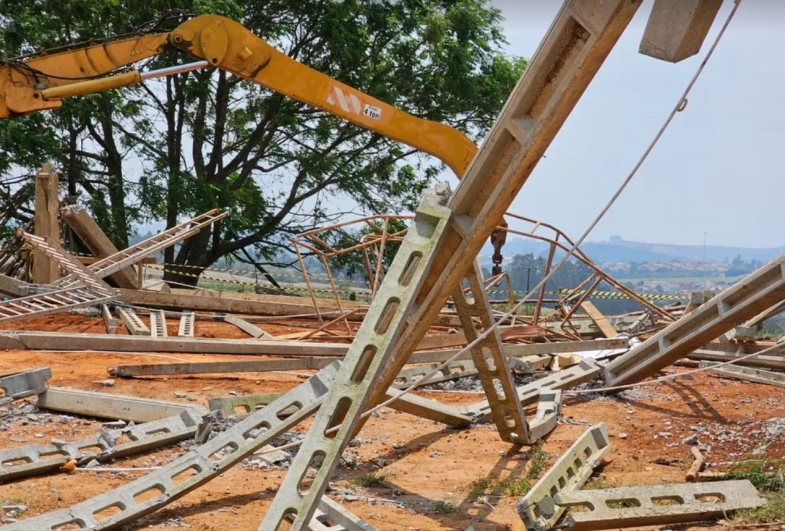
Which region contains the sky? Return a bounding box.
[473,0,785,248]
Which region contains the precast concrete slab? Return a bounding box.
[150,309,167,337]
[116,307,150,336]
[517,423,612,531]
[178,311,195,337]
[555,480,765,531]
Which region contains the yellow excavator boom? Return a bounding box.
[0,14,477,177]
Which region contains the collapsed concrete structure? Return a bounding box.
[0,1,780,530]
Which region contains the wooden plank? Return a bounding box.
[581,301,618,338]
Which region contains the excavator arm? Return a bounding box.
[0,15,477,177]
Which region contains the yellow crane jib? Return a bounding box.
[0,15,477,178]
[168,15,477,176]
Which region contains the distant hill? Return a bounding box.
[483,237,785,264]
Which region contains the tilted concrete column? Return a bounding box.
[62,206,138,288]
[33,163,59,284]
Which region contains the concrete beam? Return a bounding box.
[0,408,204,483]
[690,348,785,371]
[37,387,205,423]
[0,330,351,357]
[32,163,59,284]
[116,307,150,336]
[101,305,118,334]
[121,287,361,317]
[700,361,785,389]
[149,309,167,337]
[604,253,785,387]
[0,367,51,401]
[62,206,138,289]
[0,274,30,298]
[210,389,472,429]
[517,423,612,531]
[224,314,272,338]
[555,480,764,530]
[2,364,340,531]
[452,262,530,443]
[725,326,756,343]
[311,496,376,531]
[178,311,195,337]
[381,388,472,428]
[639,0,723,63]
[108,350,548,380]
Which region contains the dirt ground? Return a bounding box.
[0,315,783,531]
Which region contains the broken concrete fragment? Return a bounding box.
[682,434,698,445]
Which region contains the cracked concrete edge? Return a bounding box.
[0,367,51,399]
[0,332,30,351]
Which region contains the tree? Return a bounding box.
[0,0,526,286]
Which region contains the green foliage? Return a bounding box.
[722,460,785,493]
[584,475,618,490]
[0,0,525,281]
[351,472,389,489]
[467,442,548,500]
[721,459,785,524]
[433,500,457,514]
[733,491,785,525]
[526,441,547,479]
